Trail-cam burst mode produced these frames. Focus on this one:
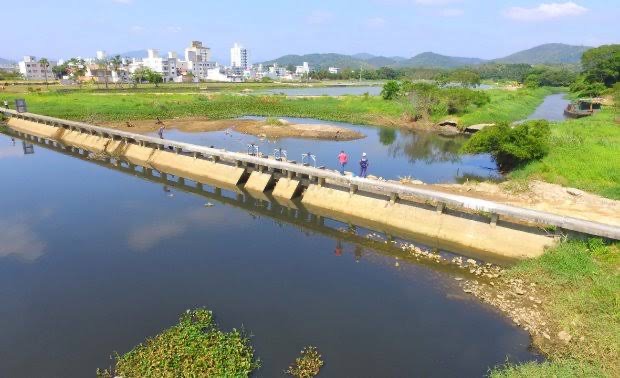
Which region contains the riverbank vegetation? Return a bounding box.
[461,120,550,170]
[97,309,259,377]
[511,107,620,199]
[0,86,549,128]
[492,240,619,377]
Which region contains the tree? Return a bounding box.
[109,55,123,87]
[95,58,110,89]
[461,120,551,170]
[581,44,620,87]
[381,80,401,100]
[38,57,50,86]
[133,67,163,87]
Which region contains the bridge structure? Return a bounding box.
[2,108,619,260]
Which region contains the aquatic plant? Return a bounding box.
[100,308,260,377]
[285,346,324,378]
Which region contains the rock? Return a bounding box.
[367,174,379,180]
[463,289,472,294]
[454,277,463,281]
[514,288,526,295]
[542,332,551,340]
[558,331,572,344]
[566,188,584,197]
[466,259,477,266]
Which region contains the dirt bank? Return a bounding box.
[399,179,620,227]
[98,118,364,140]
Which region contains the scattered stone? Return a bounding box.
[514,288,526,295]
[558,331,572,344]
[566,188,584,197]
[454,277,463,281]
[543,332,551,340]
[463,289,472,294]
[466,259,477,266]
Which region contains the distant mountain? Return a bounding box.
[260,53,375,70]
[352,53,376,60]
[115,50,149,59]
[260,43,593,70]
[494,43,591,65]
[397,52,487,68]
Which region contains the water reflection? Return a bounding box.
[388,130,463,164]
[0,210,53,261]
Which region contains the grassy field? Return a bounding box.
[1,86,551,128]
[492,240,619,377]
[458,87,555,125]
[511,107,620,199]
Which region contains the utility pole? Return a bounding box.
[359,65,362,82]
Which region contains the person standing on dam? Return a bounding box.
[359,153,369,178]
[3,100,8,109]
[158,125,165,139]
[337,150,348,174]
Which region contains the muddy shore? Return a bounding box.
[98,118,365,141]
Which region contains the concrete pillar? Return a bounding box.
[490,213,499,227]
[318,177,325,187]
[350,184,358,195]
[390,193,398,204]
[436,202,445,214]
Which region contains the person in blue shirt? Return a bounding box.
[359,152,369,178]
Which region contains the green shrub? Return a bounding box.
[381,80,401,100]
[461,120,551,170]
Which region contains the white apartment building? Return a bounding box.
[184,41,216,81]
[142,49,179,82]
[96,50,107,60]
[328,67,340,74]
[18,56,56,80]
[230,43,249,70]
[295,62,310,75]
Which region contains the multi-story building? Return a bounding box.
[142,49,179,82]
[184,41,216,81]
[295,62,310,75]
[18,56,56,81]
[230,43,249,70]
[328,67,340,74]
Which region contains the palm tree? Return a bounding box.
[38,57,49,86]
[110,55,123,88]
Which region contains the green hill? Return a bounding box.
[495,43,591,65]
[397,52,486,68]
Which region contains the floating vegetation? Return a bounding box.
[285,346,324,378]
[98,308,259,377]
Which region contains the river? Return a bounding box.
[0,132,542,377]
[155,117,500,184]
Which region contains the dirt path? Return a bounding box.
[400,179,620,227]
[98,117,364,140]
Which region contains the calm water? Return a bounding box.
[156,117,500,184]
[0,133,542,377]
[524,93,570,122]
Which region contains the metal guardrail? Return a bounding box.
[2,108,619,240]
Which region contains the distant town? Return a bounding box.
[5,40,332,83]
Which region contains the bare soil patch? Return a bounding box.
[98,117,364,140]
[400,179,620,227]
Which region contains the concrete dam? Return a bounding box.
[3,109,619,261]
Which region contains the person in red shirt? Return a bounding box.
[337,150,348,174]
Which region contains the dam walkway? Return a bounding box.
[2,108,619,260]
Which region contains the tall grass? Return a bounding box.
[492,240,620,377]
[511,108,620,199]
[459,87,554,125]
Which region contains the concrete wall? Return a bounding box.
[7,117,557,260]
[301,185,556,259]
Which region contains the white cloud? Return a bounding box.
[365,17,386,28]
[504,2,588,21]
[440,8,464,16]
[165,26,182,33]
[306,10,334,25]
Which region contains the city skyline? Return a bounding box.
[1,0,618,62]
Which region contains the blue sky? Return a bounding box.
[1,0,618,62]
